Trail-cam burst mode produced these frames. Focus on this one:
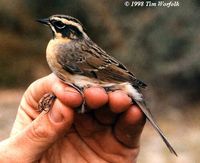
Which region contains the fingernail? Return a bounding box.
[49,106,64,123]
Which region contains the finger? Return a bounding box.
[52,83,82,108]
[74,115,140,162]
[108,90,132,113]
[10,74,59,135]
[74,112,105,137]
[114,105,146,148]
[8,99,74,162]
[84,87,108,109]
[20,74,82,119]
[24,74,59,106]
[24,74,82,109]
[94,105,118,125]
[11,74,82,136]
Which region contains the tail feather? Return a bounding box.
[134,100,177,156]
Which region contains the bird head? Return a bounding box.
[37,14,88,40]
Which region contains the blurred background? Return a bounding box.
[0,0,199,162]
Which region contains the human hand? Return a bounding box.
[0,74,145,163]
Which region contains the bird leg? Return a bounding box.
[103,85,119,92]
[38,93,56,112]
[69,84,86,114]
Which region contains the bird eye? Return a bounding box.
[51,20,66,29]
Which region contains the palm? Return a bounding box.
[41,111,139,163]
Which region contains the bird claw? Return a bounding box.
[37,85,87,114]
[76,99,86,113]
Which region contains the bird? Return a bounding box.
[37,14,177,156]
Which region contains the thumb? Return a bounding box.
[4,99,74,162]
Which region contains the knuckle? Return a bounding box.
[27,121,55,142]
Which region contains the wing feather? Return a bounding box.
[57,40,147,88]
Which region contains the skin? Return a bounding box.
[0,74,146,163]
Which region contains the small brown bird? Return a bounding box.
[37,14,177,155]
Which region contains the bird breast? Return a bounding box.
[46,39,70,72]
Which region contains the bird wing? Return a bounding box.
[57,40,147,88]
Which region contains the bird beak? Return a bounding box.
[37,18,50,25]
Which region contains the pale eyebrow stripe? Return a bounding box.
[53,17,86,36]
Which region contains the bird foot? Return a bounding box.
[38,93,56,112]
[67,83,87,114]
[37,84,87,113]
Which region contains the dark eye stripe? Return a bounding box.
[50,20,66,29]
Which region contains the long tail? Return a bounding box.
[134,100,177,156]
